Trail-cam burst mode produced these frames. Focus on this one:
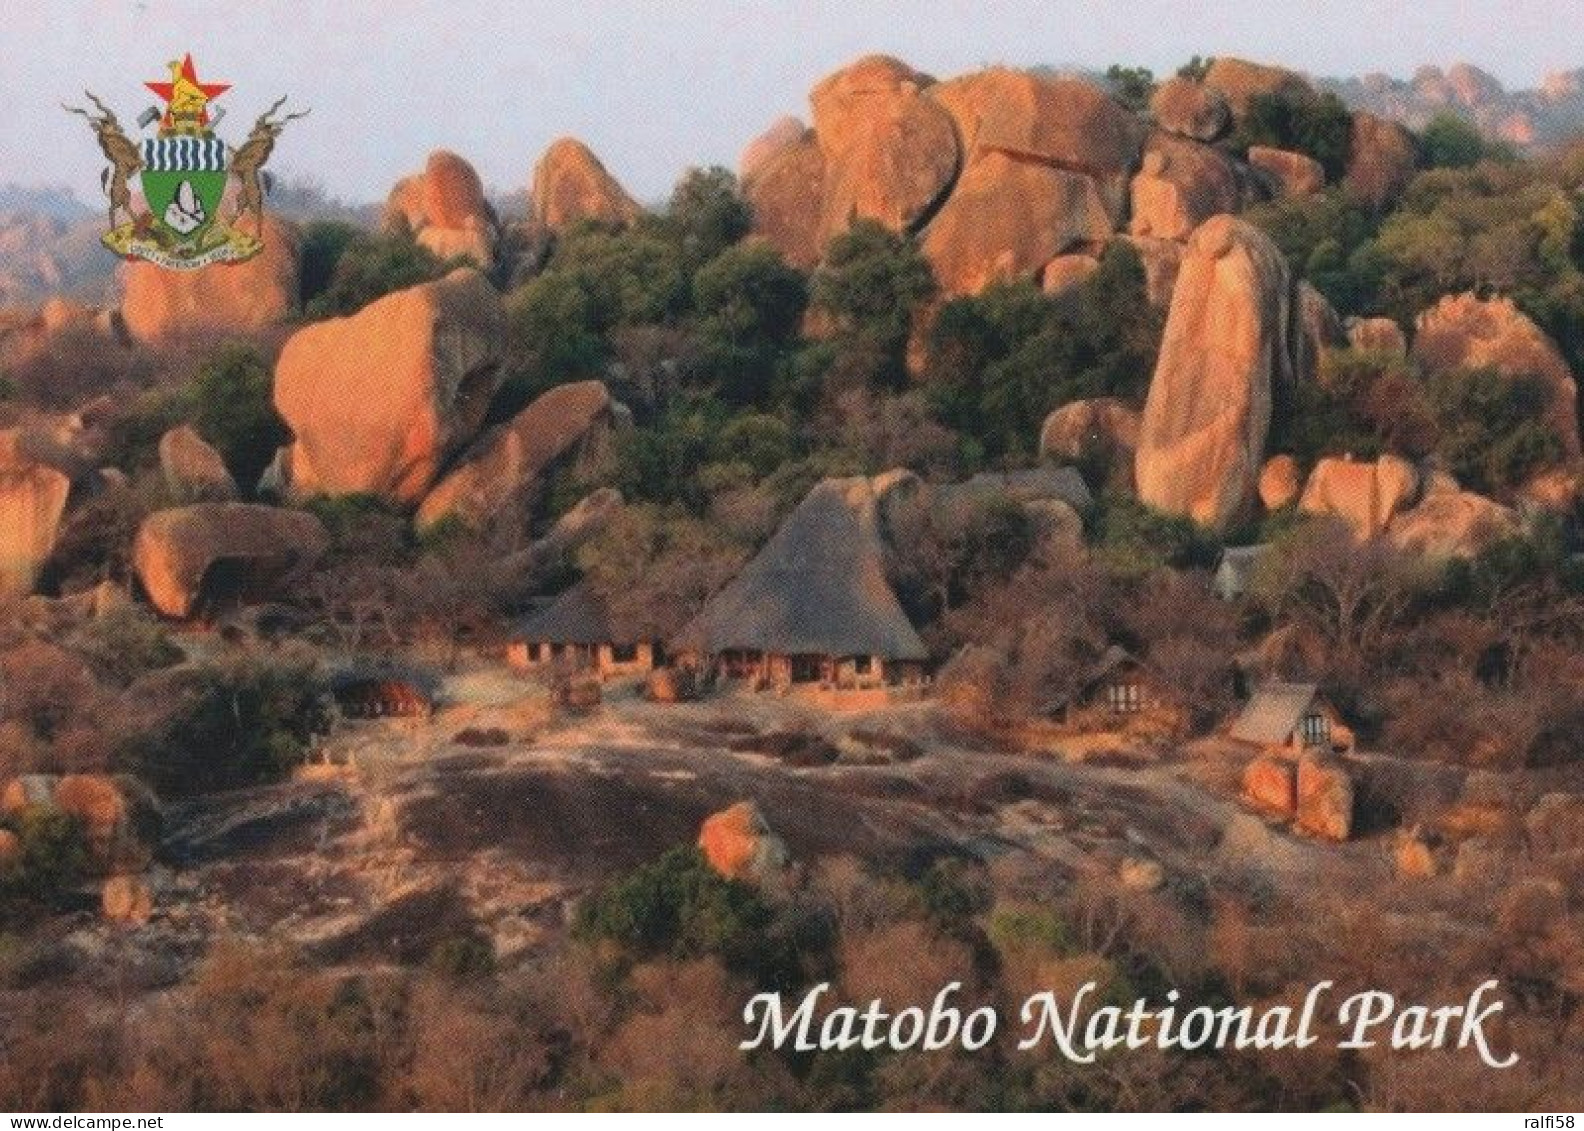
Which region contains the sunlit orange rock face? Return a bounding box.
[697,801,787,882]
[132,502,328,619]
[0,427,73,597]
[529,137,642,234]
[272,268,505,506]
[120,213,300,344]
[1135,215,1295,530]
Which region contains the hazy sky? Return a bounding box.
[6,0,1582,206]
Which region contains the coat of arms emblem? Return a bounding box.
[65,54,307,270]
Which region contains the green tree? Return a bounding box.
[187,343,289,490]
[297,220,362,307]
[692,242,808,405]
[1426,365,1562,495]
[1105,64,1155,111]
[302,227,453,320]
[1419,113,1501,170]
[811,220,935,391]
[1232,90,1355,180]
[662,165,753,270]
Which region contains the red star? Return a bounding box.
[145,53,230,125]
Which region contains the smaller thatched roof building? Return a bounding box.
[1229,681,1350,751]
[510,583,659,677]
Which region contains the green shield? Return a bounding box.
[142,167,228,245]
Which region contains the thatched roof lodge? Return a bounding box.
[508,583,659,679]
[672,476,929,696]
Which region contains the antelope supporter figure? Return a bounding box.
[230,96,309,236]
[64,92,143,231]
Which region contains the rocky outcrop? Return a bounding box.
[1412,292,1582,465]
[1344,112,1417,210]
[1040,253,1100,296]
[930,67,1146,220]
[921,152,1112,296]
[415,380,623,532]
[272,269,506,505]
[383,150,498,269]
[697,801,788,882]
[1296,282,1348,384]
[159,426,237,502]
[1248,146,1325,197]
[1387,476,1519,558]
[1242,756,1297,816]
[1129,132,1243,242]
[1039,398,1140,491]
[2,772,156,872]
[1299,454,1420,539]
[1149,77,1231,142]
[739,115,808,183]
[1347,315,1408,357]
[1202,57,1312,118]
[742,130,827,269]
[1120,235,1184,307]
[120,213,299,344]
[529,137,642,234]
[1135,215,1296,529]
[1296,754,1353,841]
[810,55,960,246]
[132,503,328,618]
[1259,454,1302,511]
[0,431,72,596]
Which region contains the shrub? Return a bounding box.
[1426,365,1562,495]
[303,228,453,320]
[187,343,288,490]
[573,846,810,986]
[1232,89,1355,180]
[0,808,87,909]
[119,655,331,795]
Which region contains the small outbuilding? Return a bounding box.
[1050,645,1186,733]
[1228,681,1353,753]
[327,659,439,719]
[508,584,660,680]
[1214,544,1271,600]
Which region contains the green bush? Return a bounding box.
[303,228,453,320]
[298,220,363,307]
[926,243,1160,458]
[662,166,752,270]
[0,808,87,908]
[573,846,784,979]
[119,656,332,796]
[1426,365,1562,495]
[1232,89,1355,180]
[187,343,288,490]
[1090,494,1221,574]
[1419,113,1508,170]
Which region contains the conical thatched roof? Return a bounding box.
[512,582,641,646]
[673,476,928,661]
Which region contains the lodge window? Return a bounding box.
[1107,682,1142,713]
[853,656,873,675]
[791,655,822,683]
[1300,712,1330,744]
[611,643,639,663]
[529,643,544,662]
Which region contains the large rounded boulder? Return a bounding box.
[529,137,642,234]
[383,150,497,269]
[1149,77,1230,142]
[272,268,506,505]
[809,55,960,245]
[1344,112,1417,210]
[922,152,1112,296]
[415,380,624,533]
[120,213,300,345]
[1135,215,1297,529]
[930,67,1146,220]
[0,429,73,597]
[742,129,827,269]
[1129,132,1243,242]
[1201,57,1313,118]
[132,502,328,619]
[1412,293,1582,467]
